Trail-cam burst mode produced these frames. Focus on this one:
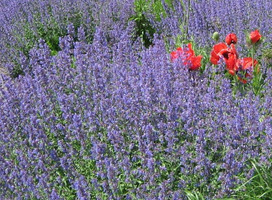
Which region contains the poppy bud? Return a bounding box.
[225,33,237,45]
[250,29,261,44]
[212,32,220,42]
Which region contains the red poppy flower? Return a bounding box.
[186,43,195,56]
[236,57,258,71]
[189,55,203,70]
[225,53,238,75]
[225,33,237,45]
[171,43,202,70]
[236,57,258,83]
[210,43,238,70]
[225,44,239,75]
[250,29,261,44]
[210,43,228,65]
[170,47,183,61]
[210,43,239,75]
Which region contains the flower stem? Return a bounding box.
[252,45,255,67]
[185,0,191,39]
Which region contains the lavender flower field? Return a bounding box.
[1,0,272,199]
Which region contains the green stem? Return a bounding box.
[252,45,255,67]
[251,44,260,95]
[186,0,191,38]
[180,0,191,40]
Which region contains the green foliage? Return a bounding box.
[10,63,24,78]
[131,0,174,48]
[262,48,272,63]
[6,1,272,199]
[184,159,272,199]
[41,106,77,199]
[231,159,272,200]
[131,0,156,48]
[10,4,95,78]
[185,190,206,200]
[13,12,62,58]
[251,63,264,96]
[173,33,210,73]
[151,0,173,21]
[178,0,192,41]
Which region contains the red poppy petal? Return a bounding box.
[250,30,261,44]
[170,51,178,61]
[176,47,183,52]
[238,76,247,84]
[213,43,228,54]
[225,33,237,45]
[210,50,221,64]
[189,55,202,70]
[210,56,219,65]
[228,70,236,76]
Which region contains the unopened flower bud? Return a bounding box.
[212,32,220,42]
